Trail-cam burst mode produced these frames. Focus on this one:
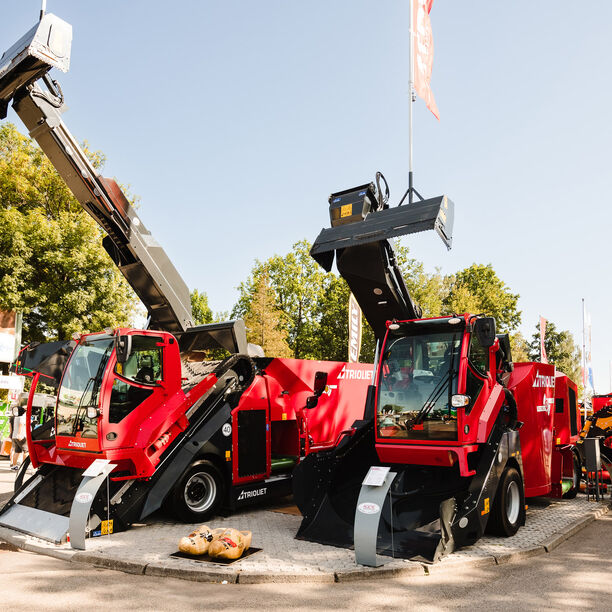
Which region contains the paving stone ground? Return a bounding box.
[0,492,609,583]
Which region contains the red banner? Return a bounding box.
[540,316,548,364]
[413,0,439,120]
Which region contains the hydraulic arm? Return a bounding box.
[0,13,192,332]
[310,181,453,338]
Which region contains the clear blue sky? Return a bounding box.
[2,1,611,392]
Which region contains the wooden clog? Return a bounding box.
[207,528,252,560]
[178,525,224,555]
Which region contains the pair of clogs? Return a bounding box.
[178,525,252,560]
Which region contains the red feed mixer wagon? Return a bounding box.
[293,176,583,563]
[0,14,374,547]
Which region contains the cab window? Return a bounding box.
[115,335,163,385]
[108,379,154,424]
[468,332,489,377]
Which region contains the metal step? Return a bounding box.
[0,503,69,544]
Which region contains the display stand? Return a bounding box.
[68,460,116,550]
[354,467,397,567]
[584,437,604,501]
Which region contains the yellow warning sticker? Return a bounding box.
[225,450,231,461]
[340,204,352,218]
[101,519,113,535]
[481,497,490,516]
[282,413,287,421]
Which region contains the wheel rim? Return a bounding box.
[184,472,216,513]
[505,480,520,525]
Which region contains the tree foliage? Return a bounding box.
[242,272,291,357]
[233,240,329,359]
[232,239,523,364]
[0,123,137,342]
[528,321,582,387]
[509,332,530,363]
[443,264,521,332]
[190,289,213,325]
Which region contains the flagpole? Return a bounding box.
[582,298,587,414]
[408,0,415,204]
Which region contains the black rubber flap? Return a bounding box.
[294,420,460,563]
[311,195,454,272]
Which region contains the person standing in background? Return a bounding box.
[9,404,27,471]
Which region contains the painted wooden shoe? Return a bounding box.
[207,528,252,560]
[178,525,221,555]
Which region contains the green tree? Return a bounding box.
[0,123,137,342]
[395,243,447,318]
[316,274,351,362]
[509,331,530,363]
[243,272,291,357]
[233,240,328,359]
[190,289,213,325]
[528,321,582,387]
[443,263,521,331]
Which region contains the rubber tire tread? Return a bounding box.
[169,460,225,523]
[485,466,525,537]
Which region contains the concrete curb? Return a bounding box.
[72,552,147,575]
[541,503,610,553]
[238,571,335,584]
[424,555,497,574]
[494,545,545,565]
[335,562,425,582]
[22,541,76,562]
[1,501,610,583]
[145,562,238,584]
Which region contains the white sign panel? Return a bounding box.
[83,459,113,478]
[362,466,391,487]
[0,333,15,363]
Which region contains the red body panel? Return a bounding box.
[231,359,373,485]
[508,362,556,497]
[592,394,612,413]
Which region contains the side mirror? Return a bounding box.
[305,396,319,409]
[474,317,496,348]
[115,335,132,364]
[86,406,99,419]
[313,371,328,397]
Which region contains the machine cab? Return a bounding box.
[52,329,181,469]
[374,315,501,470]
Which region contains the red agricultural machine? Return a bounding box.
[0,14,377,546]
[293,178,583,563]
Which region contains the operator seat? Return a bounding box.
[135,366,155,383]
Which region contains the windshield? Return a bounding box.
[56,336,114,439]
[377,327,462,441]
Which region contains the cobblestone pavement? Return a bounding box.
[0,492,609,583]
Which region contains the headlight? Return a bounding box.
[451,394,470,408]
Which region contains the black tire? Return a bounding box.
[486,466,525,537]
[169,460,225,522]
[563,451,581,499]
